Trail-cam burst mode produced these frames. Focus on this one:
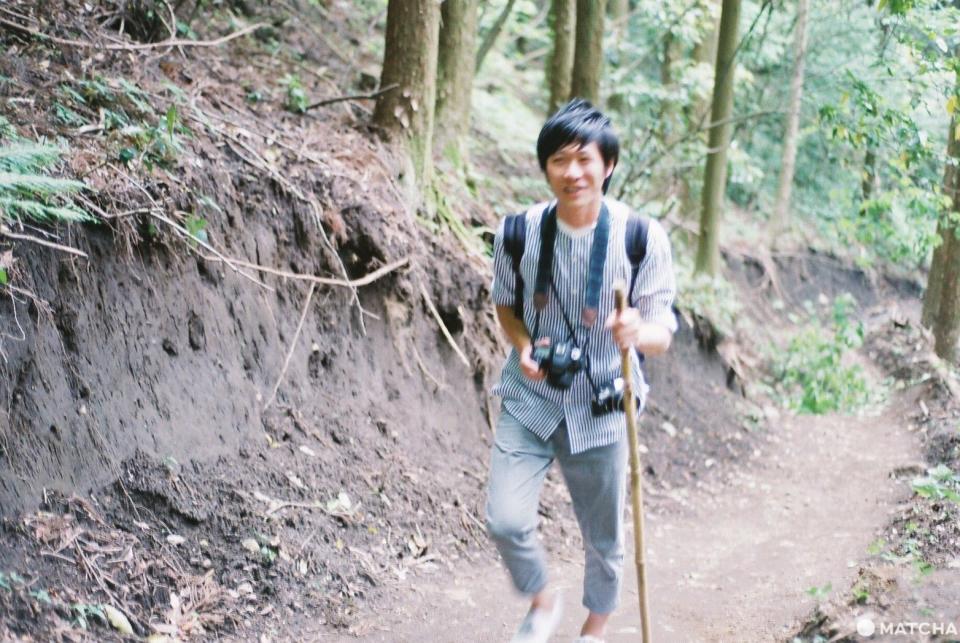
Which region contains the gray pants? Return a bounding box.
[485,409,628,614]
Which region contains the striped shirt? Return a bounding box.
[491,198,677,454]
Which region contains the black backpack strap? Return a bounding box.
[502,213,527,320]
[625,215,650,308]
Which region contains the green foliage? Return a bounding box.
[425,186,491,257]
[879,0,920,16]
[30,588,52,604]
[0,116,13,139]
[184,214,209,244]
[772,294,873,414]
[281,74,308,114]
[71,603,105,630]
[815,68,947,265]
[852,585,870,604]
[805,582,832,600]
[55,76,187,170]
[0,142,93,224]
[867,538,886,556]
[885,536,936,579]
[912,464,960,502]
[675,263,741,339]
[117,115,183,170]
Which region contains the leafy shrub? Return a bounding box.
[0,141,92,225]
[674,252,741,339]
[912,464,960,503]
[281,75,308,114]
[118,106,183,170]
[772,294,873,414]
[54,77,186,170]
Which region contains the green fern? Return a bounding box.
[0,142,94,224]
[0,143,62,171]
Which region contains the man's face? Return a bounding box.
[544,141,613,209]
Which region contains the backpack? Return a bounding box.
[502,211,649,321]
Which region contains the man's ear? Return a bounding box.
[605,163,615,179]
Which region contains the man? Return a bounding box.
[486,99,677,643]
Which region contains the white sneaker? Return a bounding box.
[510,592,563,643]
[572,636,606,643]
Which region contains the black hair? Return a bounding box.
[536,98,620,194]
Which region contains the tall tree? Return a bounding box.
[548,0,577,115]
[373,0,441,194]
[680,0,722,224]
[769,0,809,243]
[607,0,628,20]
[927,109,960,358]
[435,0,478,166]
[658,30,682,144]
[570,0,607,104]
[691,0,722,72]
[694,0,741,275]
[923,215,947,328]
[475,0,517,73]
[607,0,629,45]
[923,44,960,332]
[934,144,960,362]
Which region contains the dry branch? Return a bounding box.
[419,281,470,368]
[0,17,265,50]
[0,225,88,258]
[202,255,409,289]
[263,282,315,412]
[306,84,398,111]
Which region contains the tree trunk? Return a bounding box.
[694,0,741,275]
[932,110,960,359]
[769,0,809,244]
[658,30,682,144]
[935,223,960,362]
[475,0,517,73]
[924,218,948,328]
[607,0,628,20]
[548,0,577,115]
[608,0,629,45]
[861,148,878,201]
[691,0,722,73]
[681,0,721,223]
[570,0,606,104]
[435,0,478,166]
[373,0,441,192]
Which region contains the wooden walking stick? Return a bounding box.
[614,283,652,643]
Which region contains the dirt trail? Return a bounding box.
[355,393,918,642]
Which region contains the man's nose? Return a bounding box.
[564,162,582,180]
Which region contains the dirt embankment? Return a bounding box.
[0,3,507,637]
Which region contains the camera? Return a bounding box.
[591,377,627,416]
[532,339,582,390]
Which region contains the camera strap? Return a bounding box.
[533,202,611,328]
[530,202,613,399]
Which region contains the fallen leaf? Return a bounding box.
[102,604,133,635]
